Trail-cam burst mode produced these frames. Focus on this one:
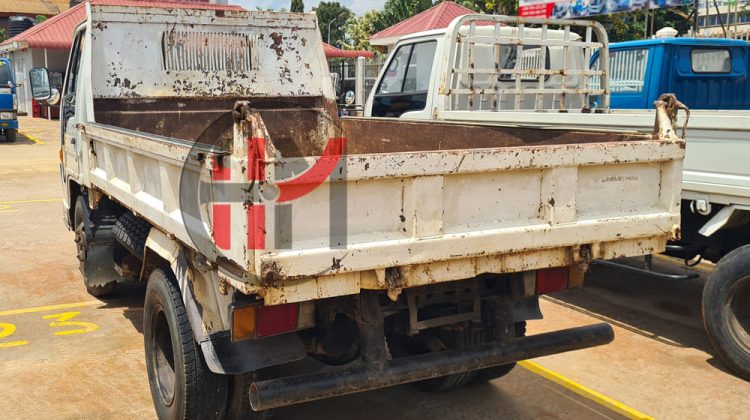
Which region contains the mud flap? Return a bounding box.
[170,248,306,375]
[78,197,128,288]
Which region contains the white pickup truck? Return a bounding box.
[365,14,750,380]
[30,5,684,418]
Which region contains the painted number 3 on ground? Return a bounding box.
[0,311,100,349]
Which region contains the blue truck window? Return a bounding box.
[0,62,12,86]
[598,48,649,93]
[691,48,731,73]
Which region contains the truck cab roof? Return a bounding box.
[611,37,750,49]
[602,37,750,110]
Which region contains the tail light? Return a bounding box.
[535,267,569,295]
[231,302,303,342]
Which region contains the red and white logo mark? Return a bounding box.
[211,136,347,251]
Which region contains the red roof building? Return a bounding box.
[369,1,475,48]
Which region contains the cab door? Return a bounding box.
[62,27,86,183]
[370,40,437,118]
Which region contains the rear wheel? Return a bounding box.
[73,196,118,297]
[113,212,150,260]
[5,129,16,142]
[470,321,526,384]
[410,327,482,392]
[225,371,275,420]
[144,268,229,419]
[703,245,750,380]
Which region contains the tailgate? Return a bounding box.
[222,111,684,304]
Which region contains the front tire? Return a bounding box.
[5,129,16,142]
[144,268,228,419]
[703,245,750,381]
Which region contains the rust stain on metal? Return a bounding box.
[270,32,285,58]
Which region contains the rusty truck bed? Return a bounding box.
[93,97,648,158]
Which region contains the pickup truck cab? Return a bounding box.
[0,57,18,142]
[593,37,750,109]
[366,18,593,118]
[30,7,684,418]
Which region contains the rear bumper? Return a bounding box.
[249,323,614,411]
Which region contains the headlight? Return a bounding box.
[0,112,14,120]
[12,94,17,111]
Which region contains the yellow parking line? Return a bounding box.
[18,130,45,145]
[0,301,100,317]
[0,198,61,205]
[519,360,653,420]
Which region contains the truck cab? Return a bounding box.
[365,18,592,118]
[592,38,750,109]
[0,57,18,142]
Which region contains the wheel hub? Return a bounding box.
[74,229,87,262]
[152,308,176,407]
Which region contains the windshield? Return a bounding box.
[0,61,12,86]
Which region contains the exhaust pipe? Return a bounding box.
[250,323,614,411]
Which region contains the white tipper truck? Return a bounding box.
[30,6,685,418]
[365,14,750,380]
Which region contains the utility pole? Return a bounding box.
[327,12,345,46]
[693,0,699,36]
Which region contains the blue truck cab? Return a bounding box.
[0,57,18,142]
[591,38,750,109]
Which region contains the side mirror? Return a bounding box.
[29,67,52,101]
[344,90,355,105]
[49,88,61,106]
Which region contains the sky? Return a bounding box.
[232,0,387,15]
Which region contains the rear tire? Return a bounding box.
[411,326,479,392]
[144,268,228,420]
[5,129,16,143]
[113,212,150,260]
[470,322,526,384]
[226,372,275,420]
[703,245,750,381]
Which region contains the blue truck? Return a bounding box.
[594,37,750,110]
[0,57,18,142]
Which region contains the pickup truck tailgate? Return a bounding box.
[235,115,684,304]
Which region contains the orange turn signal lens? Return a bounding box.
[59,148,63,161]
[231,304,257,342]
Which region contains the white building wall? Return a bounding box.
[9,47,69,116]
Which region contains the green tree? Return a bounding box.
[0,28,7,43]
[291,0,304,13]
[35,15,48,24]
[315,2,354,47]
[346,10,388,50]
[378,0,433,28]
[591,6,693,42]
